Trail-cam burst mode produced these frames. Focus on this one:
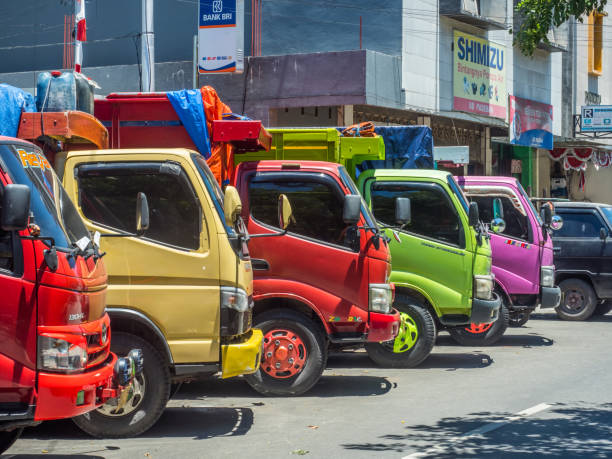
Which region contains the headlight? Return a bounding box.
[38,335,87,373]
[540,266,555,288]
[369,284,393,314]
[474,275,493,300]
[220,287,252,336]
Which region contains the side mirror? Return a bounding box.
[468,201,480,227]
[540,203,553,226]
[395,197,411,225]
[490,217,506,234]
[223,186,242,227]
[278,194,293,231]
[343,195,361,225]
[135,192,150,236]
[1,184,30,231]
[493,197,504,220]
[600,227,608,240]
[550,214,564,231]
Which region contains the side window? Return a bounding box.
[78,163,201,250]
[0,186,13,272]
[468,194,530,242]
[371,182,462,247]
[555,212,603,238]
[249,178,352,248]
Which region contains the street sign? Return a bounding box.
[581,105,612,132]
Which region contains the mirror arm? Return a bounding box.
[246,228,289,239]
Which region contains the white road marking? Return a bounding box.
[402,403,551,459]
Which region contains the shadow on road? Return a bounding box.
[531,312,612,323]
[436,333,553,348]
[6,456,106,459]
[342,402,612,457]
[326,350,493,370]
[19,406,254,442]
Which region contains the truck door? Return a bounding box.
[73,160,221,363]
[365,180,471,316]
[0,177,37,414]
[245,171,368,332]
[466,189,540,295]
[554,208,610,297]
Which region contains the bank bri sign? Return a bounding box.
[198,0,244,73]
[453,30,507,119]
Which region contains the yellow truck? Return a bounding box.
[58,148,264,438]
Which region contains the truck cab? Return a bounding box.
[60,148,263,437]
[0,138,137,452]
[232,160,401,395]
[458,176,562,327]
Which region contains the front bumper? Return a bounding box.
[35,353,120,421]
[367,309,401,342]
[221,329,263,379]
[470,292,501,324]
[540,286,561,308]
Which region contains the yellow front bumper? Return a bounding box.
[221,329,263,379]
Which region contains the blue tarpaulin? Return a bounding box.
[357,126,434,174]
[0,84,35,137]
[167,89,211,159]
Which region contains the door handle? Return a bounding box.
[553,247,561,254]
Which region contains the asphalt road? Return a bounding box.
[6,311,612,459]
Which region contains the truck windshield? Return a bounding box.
[516,181,543,225]
[0,143,90,250]
[337,166,377,229]
[447,175,469,212]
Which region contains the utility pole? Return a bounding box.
[141,0,155,91]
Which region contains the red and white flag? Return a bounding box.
[75,0,86,41]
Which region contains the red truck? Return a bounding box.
[90,92,401,395]
[0,137,140,452]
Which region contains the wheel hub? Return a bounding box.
[261,329,307,379]
[464,322,493,334]
[565,290,585,312]
[97,374,145,417]
[387,312,419,353]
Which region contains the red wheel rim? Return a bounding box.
[464,323,493,334]
[260,329,307,379]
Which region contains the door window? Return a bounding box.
[555,211,604,238]
[371,182,463,247]
[249,177,353,249]
[468,195,530,242]
[78,162,201,250]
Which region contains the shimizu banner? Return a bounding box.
[453,30,507,119]
[198,0,244,73]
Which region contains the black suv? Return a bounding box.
[552,202,612,320]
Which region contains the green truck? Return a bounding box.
[237,127,502,366]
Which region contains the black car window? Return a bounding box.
[371,182,463,247]
[249,178,353,249]
[555,211,603,238]
[78,162,201,250]
[469,195,530,242]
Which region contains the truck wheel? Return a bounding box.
[593,300,612,316]
[73,332,171,438]
[555,279,597,321]
[0,428,22,454]
[508,310,531,327]
[244,309,326,396]
[449,303,509,346]
[365,295,435,368]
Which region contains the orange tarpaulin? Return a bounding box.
[201,86,234,186]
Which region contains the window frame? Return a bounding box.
[76,160,203,252]
[247,171,361,253]
[370,180,466,249]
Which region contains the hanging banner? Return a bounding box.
[508,95,553,150]
[198,0,244,73]
[581,105,612,132]
[453,30,507,119]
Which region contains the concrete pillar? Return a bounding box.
[339,105,354,126]
[417,115,431,127]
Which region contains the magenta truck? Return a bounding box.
[458,176,562,327]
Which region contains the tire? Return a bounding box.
[73,332,171,438]
[365,295,436,368]
[593,300,612,316]
[449,303,510,346]
[555,279,597,321]
[244,309,326,396]
[508,310,531,327]
[0,428,22,454]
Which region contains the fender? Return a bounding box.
[392,281,441,317]
[106,307,174,364]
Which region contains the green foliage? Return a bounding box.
[513,0,607,55]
